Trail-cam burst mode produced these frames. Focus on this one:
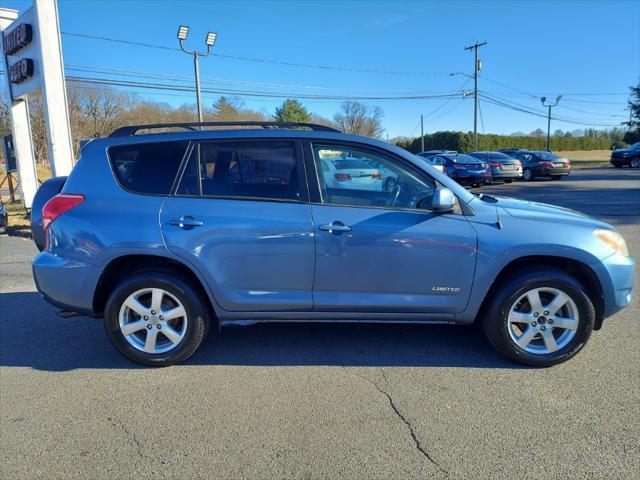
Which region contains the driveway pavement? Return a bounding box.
[1,167,638,479]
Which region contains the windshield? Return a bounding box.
[473,152,513,160]
[331,159,372,170]
[535,151,560,160]
[450,154,483,164]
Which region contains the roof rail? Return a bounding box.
[109,121,341,137]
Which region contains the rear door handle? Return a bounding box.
[318,221,352,233]
[169,216,204,229]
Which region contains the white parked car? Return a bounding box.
[321,157,383,191]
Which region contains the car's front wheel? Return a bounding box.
[551,175,562,181]
[631,157,640,168]
[104,272,209,366]
[482,267,595,367]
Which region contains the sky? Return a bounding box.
[2,0,639,138]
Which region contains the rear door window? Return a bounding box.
[109,141,189,195]
[177,141,304,201]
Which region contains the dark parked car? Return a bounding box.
[0,198,7,234]
[417,150,457,158]
[470,151,523,183]
[506,150,571,181]
[610,142,640,168]
[430,153,491,187]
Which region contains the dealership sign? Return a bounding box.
[2,22,32,55]
[1,8,40,98]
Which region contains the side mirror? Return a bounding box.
[430,188,456,212]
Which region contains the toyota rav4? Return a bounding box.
[31,122,635,367]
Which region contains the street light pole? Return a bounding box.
[420,114,424,152]
[177,26,217,123]
[193,53,203,122]
[464,41,487,151]
[541,95,562,151]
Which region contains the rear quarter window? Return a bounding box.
[108,141,189,195]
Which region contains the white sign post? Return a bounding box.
[0,8,38,209]
[1,0,74,208]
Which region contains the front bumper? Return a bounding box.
[592,253,636,318]
[610,156,629,166]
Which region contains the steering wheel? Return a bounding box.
[388,181,403,207]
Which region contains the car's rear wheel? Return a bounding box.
[104,272,209,366]
[523,168,534,181]
[482,267,595,367]
[631,158,640,168]
[505,179,513,183]
[551,175,562,181]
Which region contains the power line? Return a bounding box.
[480,93,620,127]
[64,63,464,95]
[65,75,464,101]
[61,31,449,77]
[479,74,628,97]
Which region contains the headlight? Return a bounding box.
[594,229,629,256]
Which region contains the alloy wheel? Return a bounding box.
[118,288,188,354]
[506,287,579,355]
[631,158,640,168]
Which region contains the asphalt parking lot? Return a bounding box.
[1,166,639,479]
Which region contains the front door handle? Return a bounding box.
[169,216,204,229]
[318,221,352,233]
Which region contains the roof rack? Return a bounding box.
[109,121,341,137]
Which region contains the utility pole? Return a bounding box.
[541,95,562,151]
[177,26,217,123]
[464,41,487,151]
[420,114,424,152]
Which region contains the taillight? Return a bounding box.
[334,173,352,181]
[42,194,85,232]
[539,161,554,167]
[371,171,382,179]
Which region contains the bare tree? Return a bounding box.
[334,101,384,137]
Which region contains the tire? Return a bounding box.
[631,157,640,168]
[523,168,534,181]
[505,179,513,183]
[104,272,209,366]
[482,267,595,367]
[551,175,562,181]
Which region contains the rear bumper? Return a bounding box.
[490,169,522,179]
[533,166,571,176]
[32,252,97,314]
[0,210,7,230]
[452,173,490,185]
[592,253,636,319]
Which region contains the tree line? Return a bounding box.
[0,85,384,166]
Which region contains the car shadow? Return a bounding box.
[0,291,524,371]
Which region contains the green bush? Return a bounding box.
[401,131,614,153]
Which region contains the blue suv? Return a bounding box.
[31,122,635,367]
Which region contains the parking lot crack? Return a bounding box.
[352,370,447,475]
[107,414,146,459]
